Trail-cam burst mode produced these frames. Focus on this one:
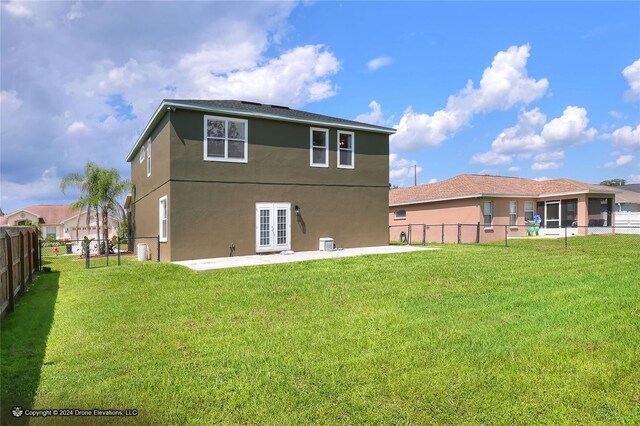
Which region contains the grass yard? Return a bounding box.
[2,235,639,424]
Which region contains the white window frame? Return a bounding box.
[337,130,355,169]
[309,127,329,167]
[44,226,57,240]
[159,196,167,242]
[524,201,534,222]
[483,201,493,228]
[139,144,145,163]
[394,210,406,220]
[203,115,248,163]
[509,201,517,226]
[146,139,151,177]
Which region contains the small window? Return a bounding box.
[483,201,493,227]
[337,131,355,169]
[310,128,329,167]
[45,226,57,239]
[524,201,534,222]
[509,201,517,226]
[159,196,167,242]
[394,210,406,220]
[204,116,248,163]
[146,139,152,177]
[139,145,145,163]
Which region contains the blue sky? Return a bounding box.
[1,1,639,213]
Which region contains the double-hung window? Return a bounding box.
[310,128,329,167]
[509,201,517,226]
[159,196,167,242]
[337,131,355,169]
[524,201,534,222]
[483,201,493,227]
[139,144,145,163]
[146,139,151,177]
[204,116,248,163]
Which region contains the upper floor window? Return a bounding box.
[204,116,248,163]
[483,201,493,227]
[139,144,145,163]
[524,201,534,222]
[394,210,406,220]
[310,128,329,167]
[509,201,517,226]
[337,131,355,169]
[146,139,151,177]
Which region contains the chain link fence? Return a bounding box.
[39,236,160,270]
[390,223,640,251]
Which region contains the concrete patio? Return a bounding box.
[173,245,437,271]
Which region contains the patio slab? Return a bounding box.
[173,245,438,271]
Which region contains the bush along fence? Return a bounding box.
[390,223,640,249]
[40,235,161,269]
[0,227,39,320]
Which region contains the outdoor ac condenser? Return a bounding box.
[319,237,335,251]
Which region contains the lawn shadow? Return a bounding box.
[1,270,60,424]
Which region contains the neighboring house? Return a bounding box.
[613,187,640,232]
[620,184,640,193]
[126,99,395,262]
[389,174,617,243]
[0,205,118,241]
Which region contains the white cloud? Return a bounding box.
[531,161,562,171]
[389,153,422,182]
[540,106,597,147]
[622,59,640,101]
[628,174,640,184]
[355,100,384,125]
[428,178,438,184]
[0,90,23,115]
[2,0,33,18]
[604,154,634,168]
[605,125,640,150]
[391,44,548,152]
[0,167,62,206]
[367,56,393,71]
[472,106,596,169]
[470,151,512,166]
[66,121,91,135]
[508,166,520,172]
[608,110,625,119]
[534,151,564,161]
[533,176,551,181]
[67,2,84,20]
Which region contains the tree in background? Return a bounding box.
[94,167,131,253]
[60,162,102,242]
[600,178,627,187]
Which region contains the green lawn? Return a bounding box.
[2,236,639,424]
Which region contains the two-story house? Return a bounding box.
[126,100,395,262]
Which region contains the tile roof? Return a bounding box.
[621,184,640,193]
[390,174,616,205]
[0,205,80,226]
[613,187,640,204]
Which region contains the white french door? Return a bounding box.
[255,203,291,253]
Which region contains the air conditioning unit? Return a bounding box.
[319,237,335,251]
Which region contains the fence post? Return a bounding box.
[505,225,508,247]
[423,225,426,246]
[85,240,90,269]
[157,236,160,262]
[106,236,109,266]
[39,239,43,271]
[441,224,445,244]
[457,223,461,244]
[564,227,568,249]
[28,231,33,284]
[476,222,480,244]
[6,233,14,315]
[19,232,25,296]
[117,236,121,266]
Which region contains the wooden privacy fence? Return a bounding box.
[0,227,39,320]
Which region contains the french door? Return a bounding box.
[255,203,291,253]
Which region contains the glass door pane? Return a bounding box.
[259,208,271,247]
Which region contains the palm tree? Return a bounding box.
[94,168,131,252]
[60,162,102,242]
